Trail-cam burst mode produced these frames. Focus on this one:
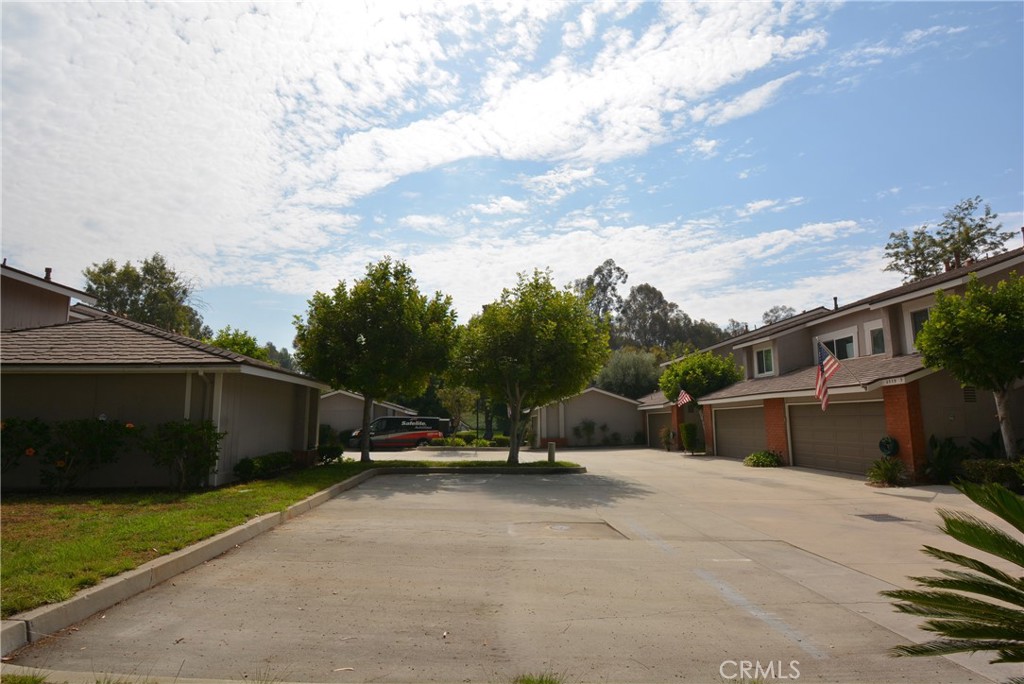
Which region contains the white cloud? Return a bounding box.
[468,196,530,215]
[691,137,720,158]
[698,73,802,127]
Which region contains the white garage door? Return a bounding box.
[714,407,765,459]
[791,402,885,474]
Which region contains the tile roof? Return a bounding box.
[699,354,928,403]
[846,246,1023,308]
[637,389,671,409]
[1,309,317,386]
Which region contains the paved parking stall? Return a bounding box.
[3,449,1019,683]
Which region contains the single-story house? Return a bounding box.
[319,389,417,435]
[532,387,642,448]
[1,264,327,489]
[683,246,1023,479]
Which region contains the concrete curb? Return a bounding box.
[0,465,583,657]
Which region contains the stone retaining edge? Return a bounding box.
[0,464,583,656]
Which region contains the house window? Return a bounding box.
[755,347,774,376]
[911,308,930,342]
[823,335,855,360]
[870,328,886,355]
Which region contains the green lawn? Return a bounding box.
[1,458,578,618]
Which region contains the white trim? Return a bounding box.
[753,344,774,377]
[815,325,858,360]
[212,373,224,429]
[184,373,193,420]
[902,302,932,353]
[863,319,885,356]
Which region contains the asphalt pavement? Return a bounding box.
[3,448,1021,684]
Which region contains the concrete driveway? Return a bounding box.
[4,449,1020,683]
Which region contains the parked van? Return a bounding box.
[349,416,449,449]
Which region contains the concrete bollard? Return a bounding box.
[547,442,556,462]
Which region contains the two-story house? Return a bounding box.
[680,246,1023,479]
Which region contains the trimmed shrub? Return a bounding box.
[958,458,1023,489]
[867,456,908,486]
[44,418,136,493]
[233,451,293,481]
[454,430,477,442]
[318,444,344,464]
[680,423,698,454]
[743,450,782,467]
[144,420,225,491]
[926,435,969,484]
[492,435,510,447]
[470,438,491,447]
[1,417,50,474]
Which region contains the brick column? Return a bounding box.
[763,398,790,464]
[883,382,927,480]
[670,403,682,450]
[702,405,715,455]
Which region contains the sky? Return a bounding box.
[3,1,1022,351]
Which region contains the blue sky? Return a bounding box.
[3,1,1022,351]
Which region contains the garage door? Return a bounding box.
[647,412,672,448]
[714,407,765,459]
[791,402,885,474]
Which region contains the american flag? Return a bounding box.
[676,389,693,406]
[814,341,841,410]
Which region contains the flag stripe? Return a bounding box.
[815,342,840,411]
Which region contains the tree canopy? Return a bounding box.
[762,305,796,325]
[885,196,1013,283]
[658,350,743,405]
[293,258,457,461]
[573,258,628,320]
[205,326,271,362]
[915,273,1023,457]
[457,270,610,464]
[83,253,210,338]
[595,349,661,400]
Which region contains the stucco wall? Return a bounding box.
[561,391,642,446]
[919,371,1021,449]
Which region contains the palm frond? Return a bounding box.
[883,482,1024,673]
[959,481,1024,535]
[921,545,1024,590]
[937,509,1024,567]
[883,589,1024,624]
[891,638,1023,659]
[909,569,1024,608]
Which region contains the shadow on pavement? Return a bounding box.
[339,471,654,509]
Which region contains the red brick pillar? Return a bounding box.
[763,398,790,464]
[883,382,927,480]
[671,403,682,450]
[702,404,715,455]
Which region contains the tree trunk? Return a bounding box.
[506,401,522,465]
[360,395,373,463]
[483,401,494,441]
[993,389,1018,459]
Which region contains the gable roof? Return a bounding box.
[661,306,831,366]
[637,389,672,411]
[699,353,931,405]
[320,389,417,415]
[1,307,326,389]
[1,262,97,306]
[539,386,641,408]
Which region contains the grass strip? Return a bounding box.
[1,459,578,618]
